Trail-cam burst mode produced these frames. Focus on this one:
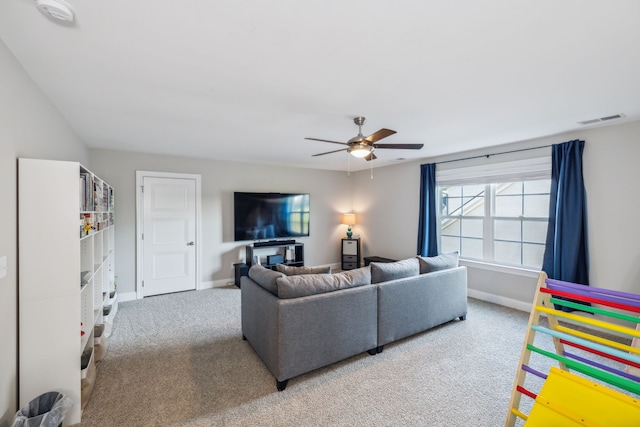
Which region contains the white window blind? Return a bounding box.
[436,156,551,186]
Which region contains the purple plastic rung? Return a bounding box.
[546,280,640,309]
[522,364,547,380]
[546,278,640,301]
[564,351,640,383]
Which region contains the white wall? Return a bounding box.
[354,119,640,311]
[0,40,89,427]
[583,121,640,296]
[350,164,423,260]
[88,149,354,297]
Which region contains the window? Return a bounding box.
[437,156,551,269]
[286,194,310,235]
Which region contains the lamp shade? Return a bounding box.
[342,213,356,225]
[348,144,373,158]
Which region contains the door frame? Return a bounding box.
[135,171,202,299]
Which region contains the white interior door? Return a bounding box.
[142,176,197,297]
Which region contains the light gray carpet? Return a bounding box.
[79,287,539,426]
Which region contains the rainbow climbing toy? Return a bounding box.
[506,272,640,426]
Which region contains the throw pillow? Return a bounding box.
[274,264,331,275]
[276,267,371,299]
[248,264,285,295]
[370,258,420,284]
[417,251,459,274]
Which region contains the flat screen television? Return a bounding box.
[234,192,310,241]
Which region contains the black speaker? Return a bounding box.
[234,263,249,288]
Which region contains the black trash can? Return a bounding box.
[12,391,72,427]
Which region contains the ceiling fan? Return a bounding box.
[306,116,424,161]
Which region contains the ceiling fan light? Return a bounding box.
[348,143,373,158]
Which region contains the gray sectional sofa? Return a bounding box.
[241,253,467,391]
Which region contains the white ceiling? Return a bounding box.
[2,1,640,172]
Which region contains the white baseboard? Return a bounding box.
[200,279,236,289]
[120,279,235,301]
[467,288,532,313]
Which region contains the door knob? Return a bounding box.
[187,241,195,246]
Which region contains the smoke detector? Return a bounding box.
[35,0,74,22]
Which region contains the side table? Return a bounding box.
[341,238,361,270]
[364,256,397,266]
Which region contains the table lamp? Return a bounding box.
[342,213,356,238]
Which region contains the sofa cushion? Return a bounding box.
[417,251,459,274]
[370,258,420,284]
[248,264,285,295]
[276,267,371,299]
[274,264,331,275]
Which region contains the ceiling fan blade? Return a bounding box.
[365,128,396,143]
[373,143,424,150]
[305,137,349,146]
[312,148,348,157]
[365,153,377,161]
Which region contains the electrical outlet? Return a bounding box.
[0,256,7,279]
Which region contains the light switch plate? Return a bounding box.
[0,256,6,279]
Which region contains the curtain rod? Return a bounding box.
[435,144,553,165]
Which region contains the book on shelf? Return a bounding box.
[93,180,103,211]
[79,176,85,211]
[80,172,92,211]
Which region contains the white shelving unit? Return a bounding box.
[19,158,116,426]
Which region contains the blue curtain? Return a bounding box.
[542,140,589,288]
[417,163,438,257]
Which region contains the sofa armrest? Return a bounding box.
[241,275,281,371]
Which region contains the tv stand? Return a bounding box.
[253,239,296,247]
[246,242,304,269]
